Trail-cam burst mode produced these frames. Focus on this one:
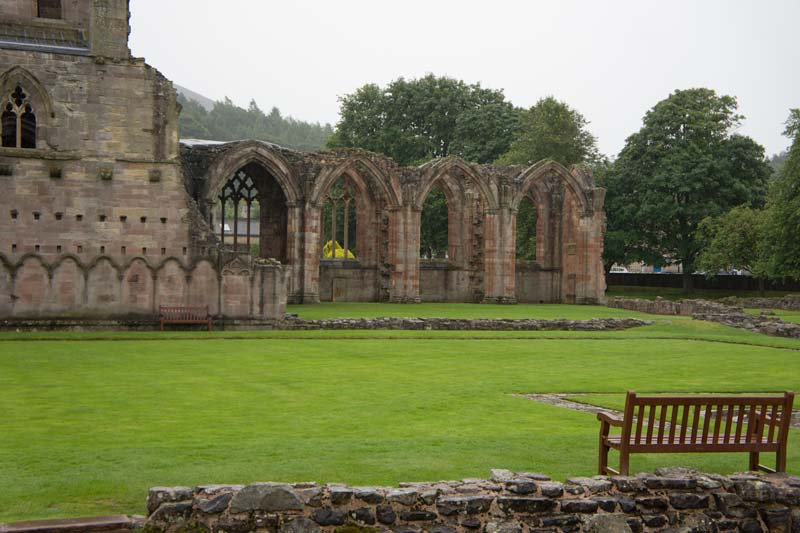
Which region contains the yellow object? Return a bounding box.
[323,240,356,259]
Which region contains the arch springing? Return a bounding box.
[2,85,36,149]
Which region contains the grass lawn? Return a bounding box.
[1,303,799,522]
[744,308,800,324]
[606,285,800,300]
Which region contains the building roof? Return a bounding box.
[0,22,89,55]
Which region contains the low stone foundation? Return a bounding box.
[281,317,651,331]
[607,297,800,339]
[719,295,800,311]
[694,311,800,339]
[606,298,737,316]
[145,468,800,532]
[0,316,651,333]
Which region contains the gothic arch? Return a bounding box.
[154,256,190,274]
[415,156,499,210]
[86,254,122,275]
[309,156,402,208]
[0,67,53,119]
[512,160,591,214]
[205,141,300,205]
[0,66,54,149]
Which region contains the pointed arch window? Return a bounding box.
[2,86,36,149]
[322,178,357,260]
[218,170,258,253]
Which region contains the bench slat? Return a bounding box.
[768,403,778,442]
[646,405,656,444]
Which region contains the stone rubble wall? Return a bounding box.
[718,296,800,311]
[694,311,800,339]
[145,468,800,532]
[607,297,800,339]
[606,297,739,316]
[281,317,650,331]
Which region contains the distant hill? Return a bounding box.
[175,87,334,152]
[175,84,215,112]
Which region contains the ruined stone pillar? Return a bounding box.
[575,190,607,304]
[285,205,303,303]
[482,208,517,304]
[389,206,421,303]
[255,261,287,320]
[301,204,321,304]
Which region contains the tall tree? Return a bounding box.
[495,96,599,166]
[605,88,772,291]
[177,95,334,152]
[328,75,520,166]
[762,109,800,280]
[695,206,768,279]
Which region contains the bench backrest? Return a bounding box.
[159,305,209,320]
[620,391,794,449]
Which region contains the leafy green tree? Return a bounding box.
[420,187,449,258]
[451,102,521,164]
[696,206,768,279]
[177,96,213,139]
[762,109,800,280]
[328,75,520,166]
[496,96,599,166]
[515,199,538,261]
[606,88,772,291]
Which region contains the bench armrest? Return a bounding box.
[597,412,623,427]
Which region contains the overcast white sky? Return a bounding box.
[129,0,799,157]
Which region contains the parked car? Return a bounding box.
[609,266,630,274]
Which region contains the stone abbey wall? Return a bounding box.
[145,468,800,532]
[0,0,607,321]
[0,253,286,320]
[182,141,607,306]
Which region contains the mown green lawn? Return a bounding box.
[606,285,799,300]
[744,308,800,324]
[1,303,799,522]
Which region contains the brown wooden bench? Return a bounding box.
[598,391,794,475]
[159,305,212,331]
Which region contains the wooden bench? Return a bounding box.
[598,391,794,475]
[159,305,212,331]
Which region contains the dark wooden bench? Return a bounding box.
[159,305,212,331]
[598,391,794,475]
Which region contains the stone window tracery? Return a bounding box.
[1,85,36,149]
[218,170,259,254]
[322,178,357,260]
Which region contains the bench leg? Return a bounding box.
[208,319,212,332]
[776,445,787,473]
[160,320,164,332]
[619,452,630,476]
[749,451,759,472]
[598,421,610,475]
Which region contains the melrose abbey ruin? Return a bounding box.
[0,0,607,322]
